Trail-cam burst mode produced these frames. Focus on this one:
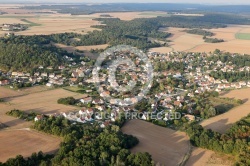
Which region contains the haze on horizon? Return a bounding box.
[2,0,250,5]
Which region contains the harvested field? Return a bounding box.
[186,147,233,166]
[0,86,24,98]
[122,120,190,166]
[0,129,60,162]
[0,88,83,115]
[158,25,250,54]
[0,88,83,128]
[170,34,205,51]
[201,88,250,133]
[0,12,101,35]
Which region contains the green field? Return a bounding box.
[235,33,250,40]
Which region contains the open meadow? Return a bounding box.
[200,88,250,133]
[0,129,60,162]
[122,119,190,166]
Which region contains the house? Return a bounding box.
[239,81,247,86]
[58,66,65,70]
[49,73,55,78]
[71,72,79,78]
[96,105,105,111]
[224,84,231,89]
[184,114,195,121]
[100,121,110,128]
[70,78,77,83]
[235,83,241,89]
[11,72,18,76]
[92,99,104,105]
[80,97,93,104]
[34,115,44,121]
[46,83,53,87]
[0,80,9,86]
[174,101,182,107]
[41,73,48,77]
[100,91,110,97]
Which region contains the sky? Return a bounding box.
[2,0,250,5]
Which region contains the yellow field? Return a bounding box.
[0,87,83,129]
[155,25,250,54]
[186,148,233,166]
[201,88,250,133]
[0,129,60,162]
[122,120,190,166]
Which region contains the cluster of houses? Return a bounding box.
[3,50,250,126]
[148,51,250,93]
[1,24,26,31]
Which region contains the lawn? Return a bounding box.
[235,33,250,40]
[63,86,83,92]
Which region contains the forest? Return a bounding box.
[203,37,224,43]
[47,14,230,50]
[0,116,154,166]
[0,36,77,72]
[185,29,214,36]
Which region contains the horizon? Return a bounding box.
[1,1,250,5]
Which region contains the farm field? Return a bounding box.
[0,88,83,117]
[156,25,250,54]
[0,10,170,36]
[200,88,250,133]
[235,33,250,40]
[122,120,190,166]
[0,129,60,162]
[0,86,24,98]
[186,148,233,166]
[0,13,100,36]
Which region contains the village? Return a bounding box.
[1,50,250,126]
